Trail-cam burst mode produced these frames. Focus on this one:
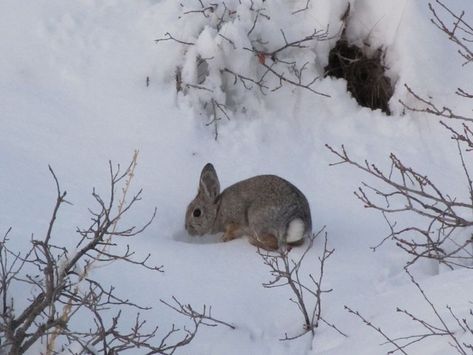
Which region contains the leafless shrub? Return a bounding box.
[257,228,346,341]
[0,160,231,354]
[346,269,473,354]
[400,1,473,122]
[326,131,473,271]
[156,0,338,139]
[325,2,473,270]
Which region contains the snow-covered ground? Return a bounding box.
[1,0,473,353]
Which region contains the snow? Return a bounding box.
[1,0,473,354]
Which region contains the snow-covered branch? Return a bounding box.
[156,0,337,138]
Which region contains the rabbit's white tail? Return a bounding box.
[286,219,305,243]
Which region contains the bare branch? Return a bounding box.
[258,228,344,341]
[326,139,473,269]
[161,296,235,330]
[292,0,311,15]
[0,157,218,354]
[346,270,473,354]
[155,32,195,46]
[401,2,473,122]
[400,84,473,122]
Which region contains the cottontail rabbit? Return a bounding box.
[185,163,312,250]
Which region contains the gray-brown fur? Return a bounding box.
[185,163,312,250]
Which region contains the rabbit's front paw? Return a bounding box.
[248,233,279,251]
[221,223,241,242]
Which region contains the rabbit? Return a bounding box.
[185,163,312,250]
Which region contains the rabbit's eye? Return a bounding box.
[193,208,201,218]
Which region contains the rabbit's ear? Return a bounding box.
[199,163,220,200]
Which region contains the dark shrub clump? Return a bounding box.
[325,36,394,115]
